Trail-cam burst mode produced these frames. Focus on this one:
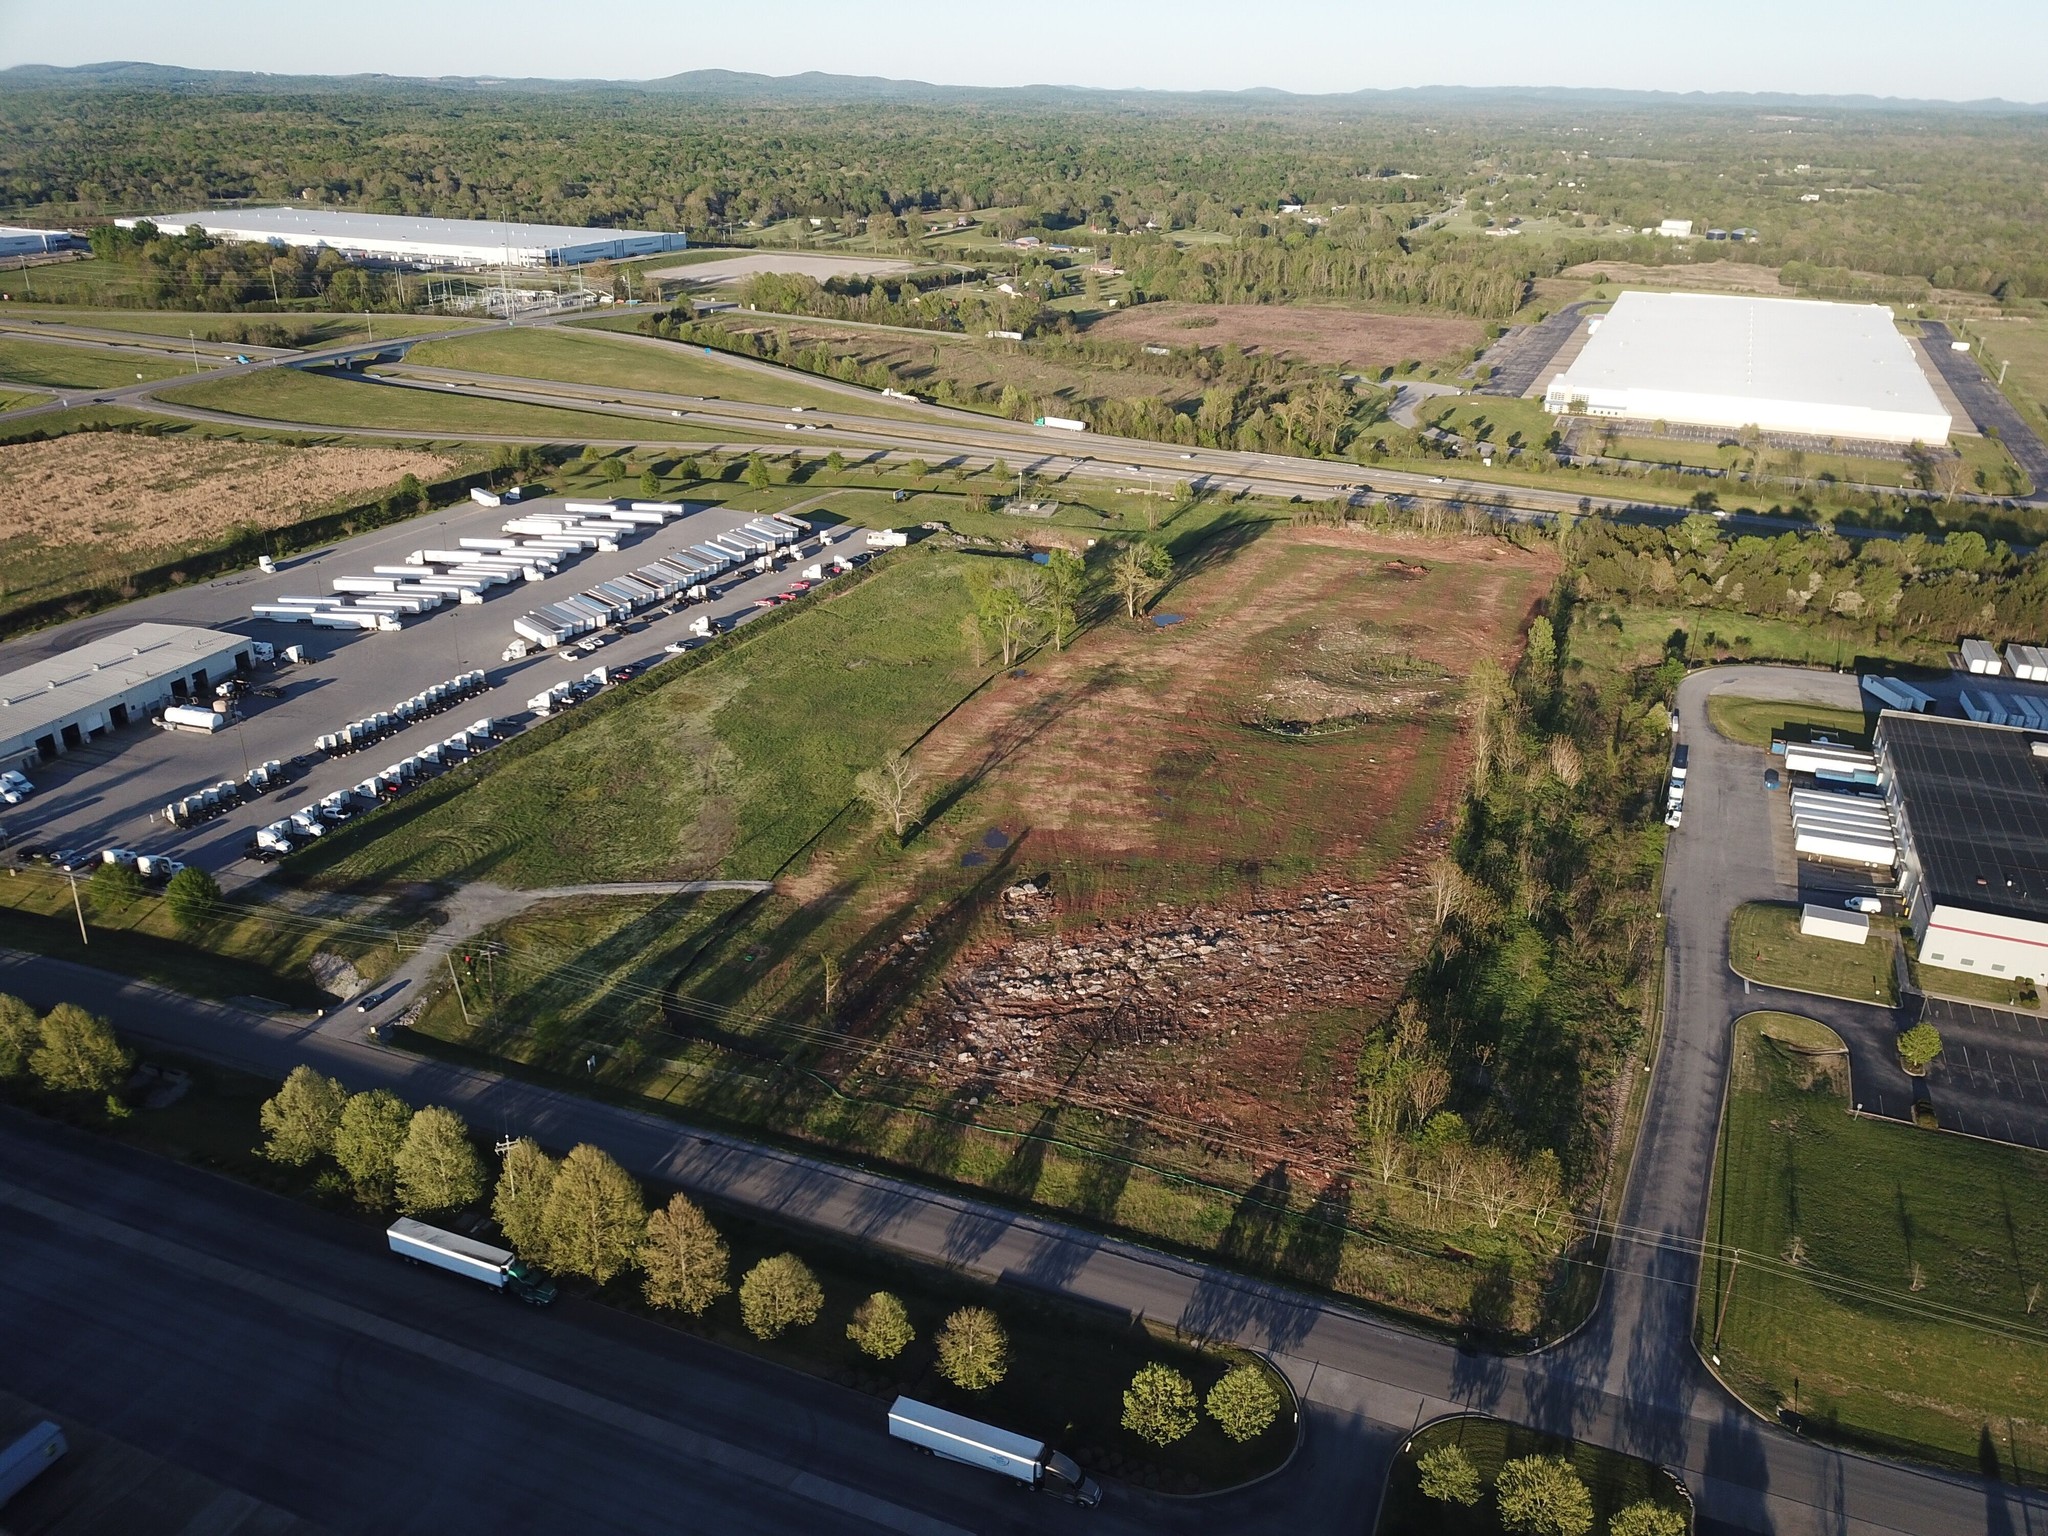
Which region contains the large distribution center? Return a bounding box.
[1877,712,2048,982]
[1543,291,1952,445]
[116,208,688,269]
[0,225,73,258]
[0,623,257,768]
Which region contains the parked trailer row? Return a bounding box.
[162,762,284,828]
[1860,674,1936,714]
[254,719,500,858]
[249,604,403,632]
[1962,689,2048,730]
[2008,644,2048,683]
[314,670,489,757]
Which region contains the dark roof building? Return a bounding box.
[1877,712,2048,981]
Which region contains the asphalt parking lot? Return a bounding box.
[1917,995,2048,1150]
[0,493,863,886]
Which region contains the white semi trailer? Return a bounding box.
[386,1218,556,1305]
[886,1398,1100,1505]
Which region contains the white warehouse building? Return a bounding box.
[0,624,258,769]
[0,225,73,259]
[1877,713,2048,984]
[116,208,687,269]
[1543,291,1952,445]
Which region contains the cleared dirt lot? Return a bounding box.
[651,252,920,285]
[0,436,454,553]
[1084,302,1481,368]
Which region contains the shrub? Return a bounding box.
[1205,1362,1281,1442]
[847,1291,916,1361]
[1494,1455,1594,1536]
[1122,1363,1199,1446]
[935,1306,1009,1391]
[739,1253,824,1339]
[1416,1442,1484,1506]
[1898,1022,1944,1073]
[1609,1501,1689,1536]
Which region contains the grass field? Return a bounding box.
[1566,601,1946,678]
[156,367,722,442]
[1729,902,1897,1005]
[291,545,996,889]
[1905,941,2042,1010]
[1706,695,1872,749]
[0,305,478,346]
[1703,1012,2048,1472]
[1966,317,2048,435]
[0,387,47,412]
[0,336,189,389]
[1378,1415,1690,1535]
[401,326,920,417]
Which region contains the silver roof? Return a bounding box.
[0,623,249,738]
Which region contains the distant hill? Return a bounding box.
[0,61,2041,113]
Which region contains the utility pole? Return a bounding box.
[67,871,89,945]
[188,330,200,373]
[1710,1249,1741,1360]
[447,953,473,1029]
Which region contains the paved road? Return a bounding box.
[1918,322,2048,502]
[4,916,2042,1532]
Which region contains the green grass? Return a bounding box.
[1904,939,2043,1010]
[0,386,49,412]
[1,1045,1291,1495]
[1703,1012,2048,1472]
[1430,398,1559,451]
[0,868,414,1006]
[403,326,922,418]
[0,336,189,389]
[1378,1415,1690,1534]
[292,546,994,889]
[1706,695,1872,749]
[1565,601,1946,679]
[0,306,479,346]
[156,367,724,442]
[1729,902,1897,1005]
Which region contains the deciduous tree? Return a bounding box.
[0,993,39,1080]
[30,1004,131,1094]
[1122,1363,1198,1445]
[739,1252,824,1338]
[393,1104,487,1216]
[640,1192,731,1315]
[1608,1502,1688,1536]
[935,1306,1009,1390]
[1204,1362,1281,1441]
[1494,1456,1594,1536]
[1416,1443,1484,1506]
[164,866,222,930]
[332,1088,414,1207]
[542,1143,647,1284]
[257,1064,348,1166]
[1109,542,1171,617]
[493,1137,557,1258]
[847,1291,916,1360]
[855,756,922,839]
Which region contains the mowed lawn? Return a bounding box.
[1706,693,1871,749]
[1704,1012,2048,1471]
[0,336,189,389]
[1730,901,1897,1005]
[294,548,993,889]
[4,308,481,346]
[404,326,915,417]
[157,366,720,441]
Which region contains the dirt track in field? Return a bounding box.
[1083,302,1482,368]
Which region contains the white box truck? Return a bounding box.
[886,1398,1100,1505]
[386,1218,556,1305]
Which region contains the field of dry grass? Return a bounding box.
[1083,302,1482,368]
[0,434,454,616]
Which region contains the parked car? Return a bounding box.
[1844,896,1883,915]
[1763,768,1781,791]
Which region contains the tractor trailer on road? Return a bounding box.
[386,1218,556,1305]
[886,1397,1101,1506]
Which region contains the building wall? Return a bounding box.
[1542,381,1951,444]
[1919,902,2048,982]
[0,639,252,766]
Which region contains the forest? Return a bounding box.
[2,71,2045,307]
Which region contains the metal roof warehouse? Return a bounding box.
[1543,291,1952,445]
[0,624,257,767]
[1877,712,2048,982]
[115,208,688,269]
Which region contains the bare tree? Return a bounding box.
[1109,542,1172,617]
[1470,1147,1520,1230]
[856,756,923,838]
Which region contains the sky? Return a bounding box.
[0,0,2042,103]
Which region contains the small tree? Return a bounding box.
[972,566,1043,665]
[1040,547,1085,650]
[825,450,847,473]
[1205,1362,1281,1442]
[905,457,930,482]
[542,1143,647,1284]
[640,1192,731,1316]
[599,456,626,484]
[1122,1363,1199,1446]
[1494,1455,1594,1536]
[30,1004,131,1093]
[1109,542,1172,617]
[936,1306,1009,1390]
[1608,1502,1688,1536]
[745,453,772,493]
[1415,1442,1484,1506]
[638,468,661,499]
[493,1137,557,1258]
[258,1064,349,1166]
[855,756,922,839]
[332,1088,414,1206]
[87,859,145,913]
[0,993,40,1080]
[740,1252,824,1339]
[1898,1022,1944,1074]
[677,456,702,482]
[164,865,222,930]
[847,1291,916,1360]
[393,1104,487,1216]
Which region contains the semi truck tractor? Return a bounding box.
[386,1218,557,1305]
[886,1397,1101,1506]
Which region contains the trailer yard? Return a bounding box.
[0,492,868,887]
